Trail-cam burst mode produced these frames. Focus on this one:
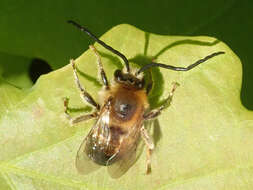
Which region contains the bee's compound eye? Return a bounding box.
[114,69,123,81]
[136,79,144,89]
[129,78,134,83]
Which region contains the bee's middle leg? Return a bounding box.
[141,126,154,174]
[144,82,179,120]
[63,97,98,126]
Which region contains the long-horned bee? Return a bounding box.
[64,20,225,178]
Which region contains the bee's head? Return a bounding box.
[114,69,144,89]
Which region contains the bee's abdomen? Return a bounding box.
[85,143,114,166]
[85,126,126,166]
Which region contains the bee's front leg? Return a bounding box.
[71,59,100,110]
[144,82,179,120]
[141,126,154,174]
[89,45,110,90]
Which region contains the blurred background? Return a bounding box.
[0,0,252,110]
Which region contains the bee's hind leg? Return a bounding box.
[141,126,154,174]
[89,45,110,90]
[144,82,179,120]
[63,97,98,126]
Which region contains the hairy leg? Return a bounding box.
[89,45,110,90]
[144,82,179,120]
[141,126,154,174]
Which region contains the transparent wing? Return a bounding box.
[107,122,142,178]
[75,133,101,174]
[76,109,110,174]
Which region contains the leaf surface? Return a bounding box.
[0,24,252,190]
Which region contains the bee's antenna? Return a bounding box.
[135,51,225,76]
[68,20,130,73]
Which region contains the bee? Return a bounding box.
[64,20,225,178]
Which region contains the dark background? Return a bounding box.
[0,0,252,110]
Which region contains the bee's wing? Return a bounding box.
[75,129,101,174]
[107,122,142,178]
[76,109,110,174]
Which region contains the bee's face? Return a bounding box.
[114,69,145,89]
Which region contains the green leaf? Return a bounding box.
[0,0,239,89]
[0,24,252,190]
[0,53,33,89]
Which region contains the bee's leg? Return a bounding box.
[71,59,100,110]
[144,82,179,120]
[89,45,110,90]
[141,126,154,174]
[63,97,98,126]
